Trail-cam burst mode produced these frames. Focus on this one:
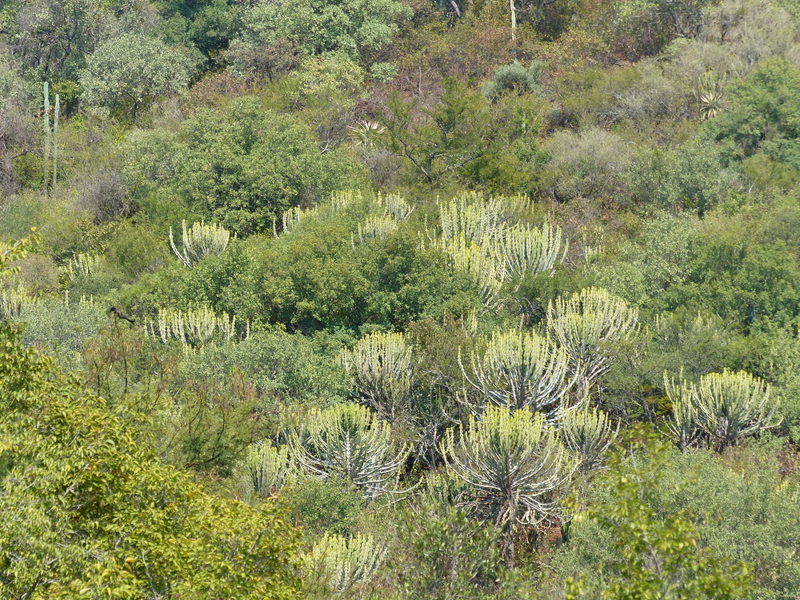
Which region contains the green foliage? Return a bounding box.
[559,440,798,599]
[122,97,362,235]
[0,0,154,81]
[0,318,301,598]
[183,329,350,406]
[233,0,410,64]
[282,476,366,536]
[706,58,800,173]
[483,60,543,98]
[17,297,106,369]
[609,0,713,57]
[661,209,800,328]
[562,439,753,599]
[79,33,197,118]
[542,127,633,203]
[379,78,546,189]
[626,141,731,214]
[393,499,508,600]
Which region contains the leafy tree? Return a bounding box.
[542,127,633,203]
[122,97,361,235]
[609,0,713,57]
[705,58,800,173]
[380,79,492,184]
[482,60,543,98]
[233,0,409,65]
[562,439,753,599]
[0,247,301,598]
[79,32,197,118]
[0,0,151,81]
[626,141,731,214]
[152,0,240,58]
[0,51,35,193]
[393,477,509,600]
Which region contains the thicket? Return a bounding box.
[2,0,800,596]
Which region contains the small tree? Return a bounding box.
[79,33,195,118]
[558,406,617,472]
[233,441,292,500]
[340,331,415,422]
[459,328,572,416]
[290,403,409,498]
[664,369,780,451]
[170,220,231,268]
[547,287,638,393]
[442,406,575,561]
[304,533,386,597]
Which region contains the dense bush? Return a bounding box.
[3,0,800,596]
[122,97,362,235]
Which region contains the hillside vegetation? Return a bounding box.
[2,0,800,597]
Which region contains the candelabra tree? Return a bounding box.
[435,193,564,307]
[495,222,564,280]
[340,331,415,422]
[665,368,780,451]
[442,406,575,563]
[233,441,292,501]
[547,287,638,394]
[290,403,409,499]
[304,533,387,597]
[146,305,240,350]
[169,220,230,268]
[459,327,572,417]
[558,406,617,472]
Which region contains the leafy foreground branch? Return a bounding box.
[0,320,301,599]
[564,439,753,600]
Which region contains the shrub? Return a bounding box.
[122,97,362,235]
[0,320,301,598]
[557,441,796,599]
[542,128,633,203]
[79,33,197,118]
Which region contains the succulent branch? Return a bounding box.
[557,406,617,471]
[340,331,415,422]
[547,287,638,390]
[233,441,292,500]
[459,327,572,416]
[665,368,780,451]
[442,406,575,533]
[290,403,410,498]
[305,533,387,595]
[169,220,230,268]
